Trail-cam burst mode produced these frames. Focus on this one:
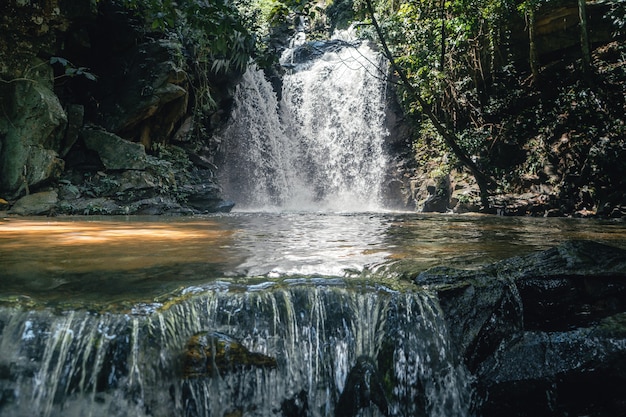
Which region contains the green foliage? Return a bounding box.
[50,57,98,81]
[326,0,355,30]
[607,1,626,37]
[116,0,255,76]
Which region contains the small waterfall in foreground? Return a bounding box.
[0,285,473,417]
[217,35,389,211]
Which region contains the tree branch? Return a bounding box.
[363,0,495,208]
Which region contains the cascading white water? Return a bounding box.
[0,284,473,417]
[217,33,389,211]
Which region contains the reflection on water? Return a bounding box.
[2,213,626,307]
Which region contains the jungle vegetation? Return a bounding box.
[110,0,626,212]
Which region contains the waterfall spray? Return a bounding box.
[218,35,389,211]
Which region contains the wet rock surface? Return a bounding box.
[82,128,147,171]
[414,240,626,417]
[183,331,277,378]
[335,356,390,417]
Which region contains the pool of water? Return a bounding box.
[2,212,626,308]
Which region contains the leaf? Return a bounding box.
[76,67,98,81]
[50,56,70,67]
[83,72,98,81]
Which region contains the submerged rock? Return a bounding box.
[280,390,308,417]
[183,331,277,378]
[335,356,389,417]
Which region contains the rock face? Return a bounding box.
[0,0,236,215]
[96,39,189,149]
[335,356,390,417]
[413,240,626,417]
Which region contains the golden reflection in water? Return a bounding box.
[0,218,236,273]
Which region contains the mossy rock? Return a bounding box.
[183,331,277,378]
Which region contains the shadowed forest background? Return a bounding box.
[0,0,625,216]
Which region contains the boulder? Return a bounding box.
[415,267,523,371]
[57,196,123,215]
[477,324,626,417]
[414,241,626,417]
[281,390,309,417]
[183,331,277,378]
[408,171,453,213]
[0,68,67,196]
[129,197,191,215]
[98,39,188,145]
[182,183,235,213]
[9,190,58,215]
[81,128,147,170]
[60,104,84,157]
[282,39,359,66]
[335,356,389,417]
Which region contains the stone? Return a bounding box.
[81,128,147,170]
[182,183,234,213]
[99,40,188,135]
[0,74,67,196]
[129,197,191,215]
[60,104,84,157]
[414,241,626,417]
[412,174,452,213]
[477,325,626,417]
[9,190,58,215]
[173,116,194,143]
[183,331,277,378]
[415,267,523,371]
[281,390,308,417]
[285,39,357,65]
[335,356,390,417]
[57,197,120,215]
[25,147,65,188]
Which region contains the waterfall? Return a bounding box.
[0,284,473,417]
[217,35,390,212]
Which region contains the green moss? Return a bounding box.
[594,313,626,339]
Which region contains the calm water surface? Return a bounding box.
[2,212,626,307]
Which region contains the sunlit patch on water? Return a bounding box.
[1,213,626,309]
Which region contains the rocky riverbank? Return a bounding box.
[0,0,240,216]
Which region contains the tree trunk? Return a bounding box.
[528,8,540,82]
[440,0,446,72]
[363,0,494,209]
[578,0,592,74]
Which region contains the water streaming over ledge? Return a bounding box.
[217,34,389,211]
[0,283,473,417]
